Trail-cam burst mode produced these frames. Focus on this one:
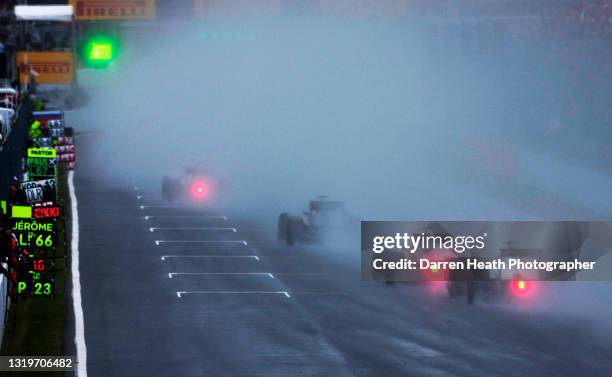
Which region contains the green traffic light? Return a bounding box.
[82,35,118,67]
[88,42,114,62]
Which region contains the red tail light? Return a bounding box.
[510,278,535,298]
[191,181,209,199]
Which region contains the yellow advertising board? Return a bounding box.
[194,0,282,18]
[70,0,155,20]
[193,0,410,18]
[16,51,74,85]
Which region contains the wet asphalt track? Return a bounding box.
[73,128,612,377]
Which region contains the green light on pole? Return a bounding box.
[82,35,118,67]
[89,42,113,62]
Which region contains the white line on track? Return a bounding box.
[68,171,87,377]
[161,255,260,261]
[169,272,274,279]
[266,272,327,276]
[245,255,322,258]
[144,215,228,221]
[155,240,247,246]
[149,227,237,233]
[177,291,291,298]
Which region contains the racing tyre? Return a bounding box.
[287,216,307,246]
[286,217,296,246]
[278,213,290,243]
[286,216,302,246]
[162,177,180,203]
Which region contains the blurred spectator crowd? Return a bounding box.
[553,0,612,38]
[1,0,71,79]
[419,0,612,40]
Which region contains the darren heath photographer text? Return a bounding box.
[370,233,596,272]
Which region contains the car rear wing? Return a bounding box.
[309,200,344,212]
[500,247,542,258]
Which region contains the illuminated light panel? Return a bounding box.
[191,181,209,199]
[88,42,113,62]
[510,279,535,299]
[12,206,32,219]
[81,34,118,67]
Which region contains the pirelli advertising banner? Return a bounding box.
[70,0,156,20]
[194,0,282,18]
[362,221,612,283]
[16,52,74,85]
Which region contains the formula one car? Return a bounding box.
[161,166,222,204]
[444,221,596,304]
[278,197,347,246]
[444,247,543,304]
[368,219,610,304]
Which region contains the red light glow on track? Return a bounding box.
[191,181,209,200]
[510,278,536,299]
